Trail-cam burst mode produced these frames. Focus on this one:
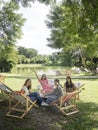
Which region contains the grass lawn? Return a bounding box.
[0,77,98,130]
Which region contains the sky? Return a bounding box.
[16,1,58,55]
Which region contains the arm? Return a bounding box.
[63,83,66,92]
[73,83,77,90]
[44,89,54,96]
[33,70,40,80]
[33,70,52,91]
[20,89,25,94]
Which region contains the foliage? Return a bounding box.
[0,0,25,72]
[48,52,62,65]
[0,0,25,44]
[18,54,26,64]
[11,0,53,7]
[2,0,98,72]
[0,43,18,72]
[17,46,52,64]
[18,46,38,58]
[60,51,72,66]
[46,0,98,72]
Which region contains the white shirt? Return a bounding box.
[21,86,30,96]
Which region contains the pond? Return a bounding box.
[11,64,71,76]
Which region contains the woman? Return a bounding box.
[34,71,54,94]
[21,79,42,106]
[64,76,77,93]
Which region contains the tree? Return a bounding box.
[18,54,26,64]
[0,43,18,72]
[0,0,25,44]
[0,0,25,72]
[46,0,98,71]
[18,46,38,58]
[11,0,53,7]
[48,52,61,65]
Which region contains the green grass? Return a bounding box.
[0,77,98,130]
[4,78,98,103]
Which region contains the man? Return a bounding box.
[44,79,64,105]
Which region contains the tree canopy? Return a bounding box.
[0,0,25,72]
[46,0,98,72]
[0,0,26,44]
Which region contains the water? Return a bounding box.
[12,65,69,76]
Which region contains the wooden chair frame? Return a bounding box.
[75,83,85,99]
[51,91,80,116]
[0,75,6,102]
[0,83,38,119]
[6,92,38,119]
[0,83,13,102]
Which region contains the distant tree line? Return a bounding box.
[17,46,63,65]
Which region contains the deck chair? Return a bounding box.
[51,91,80,116]
[0,83,14,93]
[0,74,6,102]
[0,83,38,119]
[0,82,13,102]
[75,82,85,99]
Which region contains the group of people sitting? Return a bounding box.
[20,72,77,106]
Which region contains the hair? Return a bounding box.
[65,76,74,88]
[54,79,63,88]
[41,74,47,80]
[66,76,72,81]
[23,79,31,90]
[54,79,59,83]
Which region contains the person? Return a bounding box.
[64,76,77,93]
[21,79,42,106]
[34,71,54,94]
[43,79,64,105]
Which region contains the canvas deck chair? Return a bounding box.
[51,91,80,116]
[0,74,6,102]
[0,83,38,119]
[0,83,14,93]
[75,82,85,99]
[0,82,13,102]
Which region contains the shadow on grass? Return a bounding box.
[0,95,98,130]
